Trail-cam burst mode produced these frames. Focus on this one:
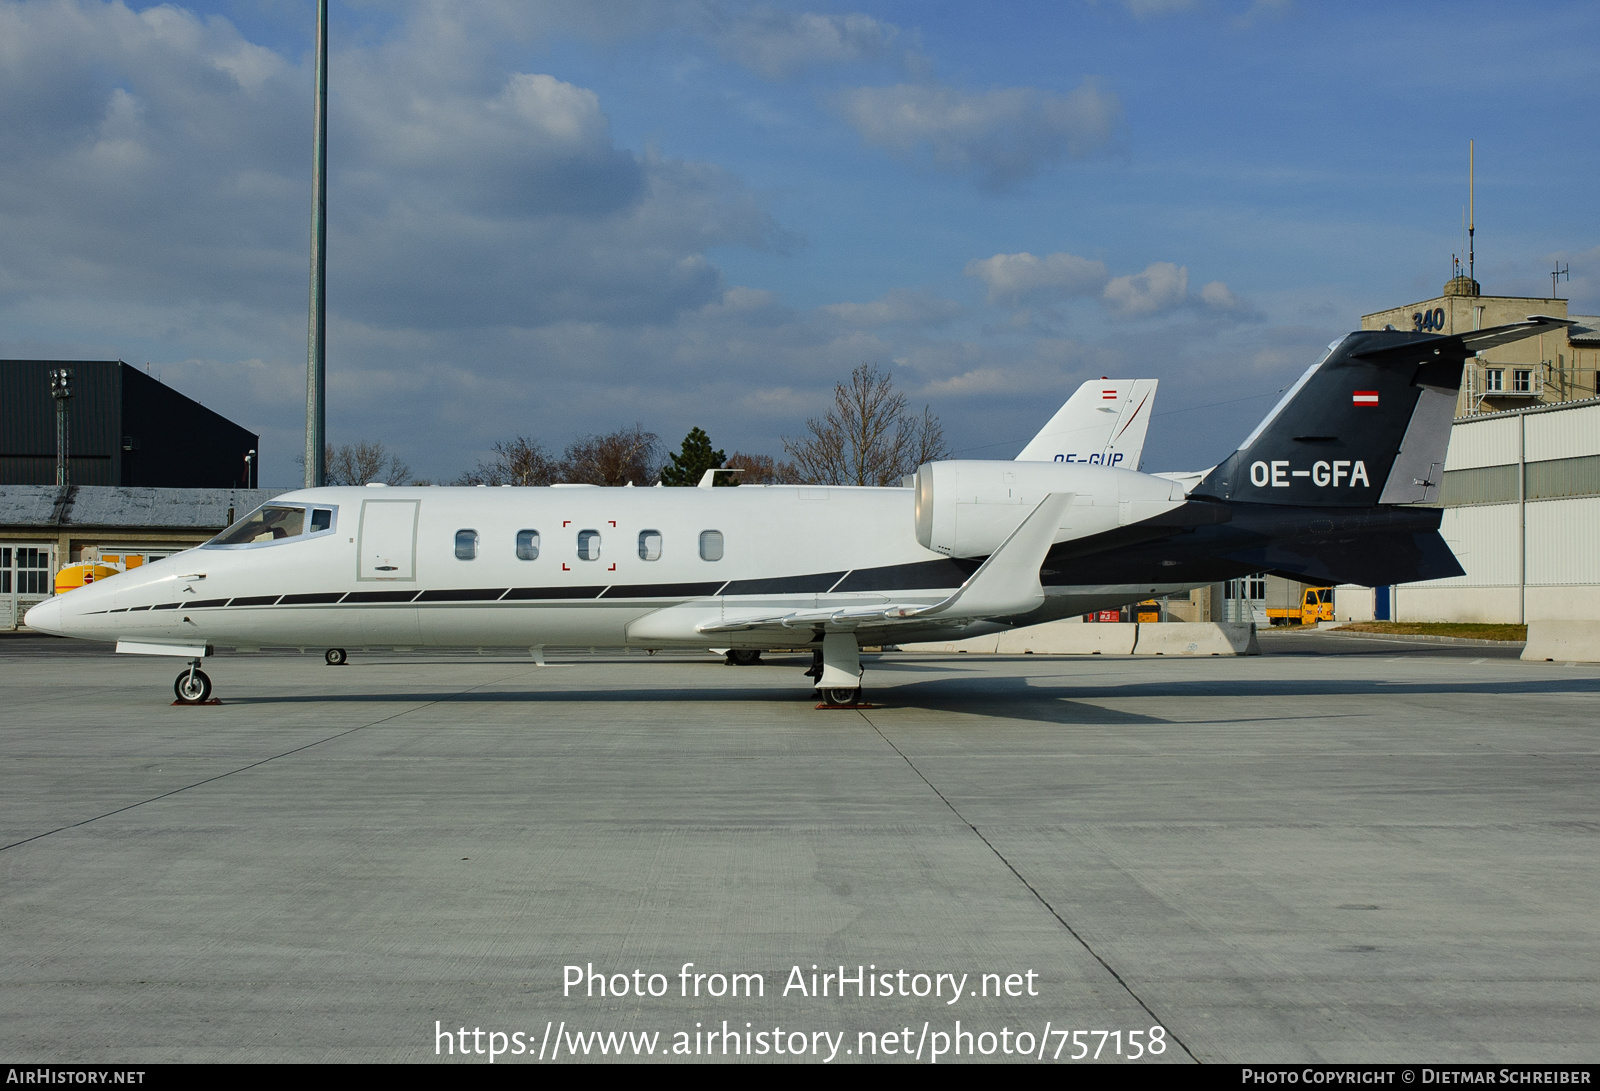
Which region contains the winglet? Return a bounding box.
[907,492,1072,620]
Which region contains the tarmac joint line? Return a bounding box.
[854,707,1199,1064]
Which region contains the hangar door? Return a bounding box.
[357,500,419,581]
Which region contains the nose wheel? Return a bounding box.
[325,648,347,666]
[173,662,213,704]
[820,687,861,707]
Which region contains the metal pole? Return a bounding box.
[303,0,328,489]
[1518,408,1526,626]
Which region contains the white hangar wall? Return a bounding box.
[1336,400,1600,623]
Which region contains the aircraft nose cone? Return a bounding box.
[24,597,64,635]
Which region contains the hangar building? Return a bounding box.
[0,360,259,489]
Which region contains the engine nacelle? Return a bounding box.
[913,460,1190,558]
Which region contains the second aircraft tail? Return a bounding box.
[1015,378,1157,469]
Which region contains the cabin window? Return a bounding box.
[455,529,478,560]
[699,530,724,562]
[310,508,333,533]
[577,529,602,561]
[638,530,662,561]
[516,529,540,560]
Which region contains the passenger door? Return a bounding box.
[358,500,419,581]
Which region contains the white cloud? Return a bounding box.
[1103,262,1189,317]
[832,80,1120,190]
[820,289,962,328]
[964,251,1109,305]
[1200,280,1247,311]
[713,8,899,79]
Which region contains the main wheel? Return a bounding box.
[821,687,859,707]
[325,648,347,666]
[174,669,212,704]
[726,648,762,666]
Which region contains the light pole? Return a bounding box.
[49,367,73,487]
[304,0,328,488]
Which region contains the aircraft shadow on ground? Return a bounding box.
[219,661,1600,731]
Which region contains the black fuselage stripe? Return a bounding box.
[111,562,987,612]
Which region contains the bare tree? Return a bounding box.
[560,424,661,486]
[903,405,947,471]
[325,441,412,486]
[782,363,950,485]
[456,436,558,486]
[724,451,803,484]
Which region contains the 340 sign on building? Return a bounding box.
[1413,307,1447,332]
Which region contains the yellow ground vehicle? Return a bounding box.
[1267,586,1333,626]
[53,562,122,595]
[1135,599,1161,623]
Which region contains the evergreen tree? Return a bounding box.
[659,426,728,486]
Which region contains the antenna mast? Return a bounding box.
[1467,139,1475,291]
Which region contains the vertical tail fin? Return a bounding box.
[1015,378,1157,469]
[1192,316,1569,508]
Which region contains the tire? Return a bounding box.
[726,649,762,666]
[821,687,859,707]
[325,648,347,666]
[174,669,212,704]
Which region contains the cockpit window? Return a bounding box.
[310,508,333,533]
[209,506,306,546]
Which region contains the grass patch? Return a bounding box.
[1330,622,1527,642]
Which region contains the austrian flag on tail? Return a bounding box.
[1353,390,1379,406]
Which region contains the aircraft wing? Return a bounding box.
[699,493,1072,635]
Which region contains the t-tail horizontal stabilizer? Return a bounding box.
[1193,315,1571,508]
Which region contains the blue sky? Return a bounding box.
[2,0,1595,483]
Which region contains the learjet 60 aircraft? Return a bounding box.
[26,318,1565,705]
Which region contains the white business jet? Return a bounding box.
[26,317,1564,706]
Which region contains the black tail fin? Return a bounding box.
[1193,316,1570,507]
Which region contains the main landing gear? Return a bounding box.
[811,632,864,708]
[725,648,763,666]
[325,648,347,666]
[173,659,213,704]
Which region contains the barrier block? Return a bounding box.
[995,621,1137,655]
[1521,620,1600,663]
[895,633,1000,654]
[899,622,1136,655]
[1132,622,1259,656]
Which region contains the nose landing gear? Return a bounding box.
[173,659,214,704]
